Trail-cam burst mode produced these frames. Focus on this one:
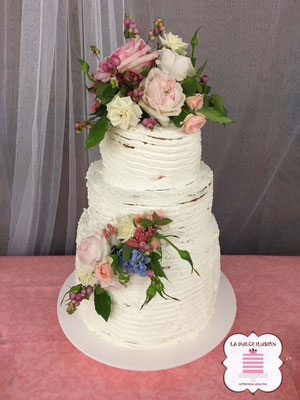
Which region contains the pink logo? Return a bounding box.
[223,332,283,394]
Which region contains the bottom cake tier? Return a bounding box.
[76,208,221,349]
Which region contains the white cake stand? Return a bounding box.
[57,271,236,371]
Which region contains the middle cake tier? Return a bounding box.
[87,160,213,241]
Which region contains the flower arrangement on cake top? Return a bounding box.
[75,14,233,150]
[61,211,198,321]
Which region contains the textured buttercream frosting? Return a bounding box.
[75,125,221,349]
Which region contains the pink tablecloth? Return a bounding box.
[0,255,299,400]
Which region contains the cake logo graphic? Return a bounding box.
[223,332,283,394]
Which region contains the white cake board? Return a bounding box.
[57,271,236,371]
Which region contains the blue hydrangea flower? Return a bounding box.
[118,248,150,277]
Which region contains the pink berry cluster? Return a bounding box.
[149,18,166,41]
[90,98,101,113]
[123,70,142,85]
[102,223,118,240]
[127,226,156,249]
[201,75,209,83]
[75,120,91,133]
[142,117,157,129]
[90,45,100,57]
[67,285,94,314]
[124,14,140,38]
[127,87,144,102]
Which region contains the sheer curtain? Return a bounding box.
[1,0,300,256]
[0,0,124,255]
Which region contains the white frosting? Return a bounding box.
[75,125,221,349]
[100,125,202,190]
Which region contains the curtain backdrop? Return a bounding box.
[0,0,299,256]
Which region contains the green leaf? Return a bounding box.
[103,85,117,100]
[137,218,153,227]
[69,284,82,293]
[204,85,211,95]
[150,251,161,262]
[118,272,130,284]
[85,115,108,150]
[199,107,233,125]
[149,257,167,280]
[172,109,188,127]
[94,285,111,321]
[196,59,207,77]
[195,80,203,93]
[210,94,228,117]
[182,76,198,96]
[141,66,150,77]
[122,242,132,262]
[152,212,172,226]
[110,254,123,273]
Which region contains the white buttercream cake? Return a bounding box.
[75,124,221,349]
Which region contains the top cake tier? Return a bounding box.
[100,125,202,191]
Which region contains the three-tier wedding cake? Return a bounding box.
[62,14,232,349]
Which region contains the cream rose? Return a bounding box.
[159,32,189,55]
[76,234,111,273]
[76,268,96,287]
[156,48,194,81]
[117,215,136,242]
[138,68,185,126]
[106,95,142,130]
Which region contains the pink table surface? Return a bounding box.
[0,255,299,400]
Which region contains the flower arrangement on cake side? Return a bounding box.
[62,212,198,321]
[75,14,233,150]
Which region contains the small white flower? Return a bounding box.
[117,215,136,242]
[159,32,189,55]
[156,48,195,81]
[76,268,96,286]
[106,95,142,130]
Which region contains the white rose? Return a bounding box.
[159,32,189,55]
[76,268,96,286]
[107,95,142,130]
[156,48,195,81]
[117,215,136,242]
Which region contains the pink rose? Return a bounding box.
[186,94,203,111]
[181,113,206,134]
[94,257,121,289]
[139,68,186,126]
[77,235,110,273]
[113,38,158,75]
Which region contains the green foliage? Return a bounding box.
[148,252,167,279]
[199,107,233,125]
[182,76,198,96]
[110,253,123,273]
[85,115,108,150]
[137,218,153,227]
[152,212,172,226]
[94,285,111,321]
[122,242,132,262]
[96,83,116,104]
[172,109,188,127]
[141,66,151,77]
[210,94,227,116]
[196,59,207,77]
